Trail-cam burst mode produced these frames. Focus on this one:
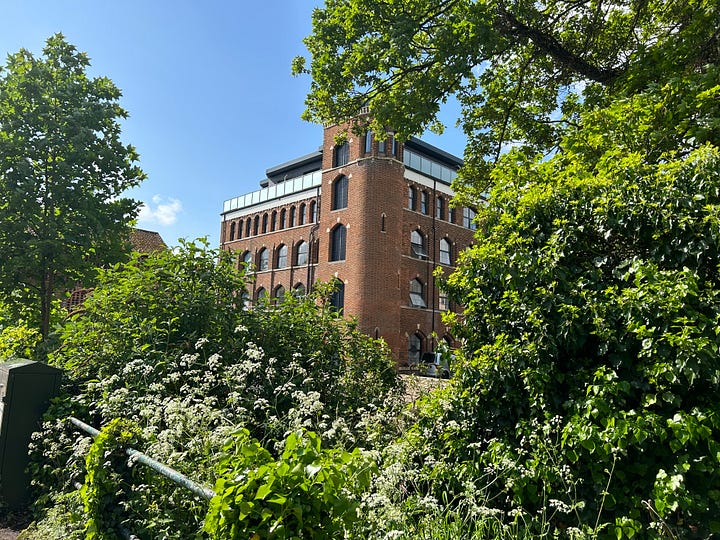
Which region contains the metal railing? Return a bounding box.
[68,416,216,540]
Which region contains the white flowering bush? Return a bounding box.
[26,240,402,539]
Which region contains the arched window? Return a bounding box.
[274,285,285,301]
[229,221,236,241]
[245,219,251,237]
[299,203,306,225]
[241,250,253,269]
[408,186,416,210]
[256,287,268,303]
[409,279,426,308]
[333,141,349,167]
[420,191,428,214]
[330,279,344,312]
[410,230,427,259]
[332,176,348,210]
[280,208,286,229]
[258,248,269,271]
[253,216,259,236]
[293,283,306,297]
[240,290,251,309]
[364,130,372,154]
[271,211,277,231]
[289,206,296,227]
[310,201,318,223]
[330,225,346,261]
[296,241,308,266]
[440,238,452,265]
[237,219,243,239]
[276,245,288,269]
[262,213,268,233]
[408,333,423,365]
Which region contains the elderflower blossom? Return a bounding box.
[245,342,265,361]
[234,324,247,334]
[207,353,221,370]
[195,337,209,350]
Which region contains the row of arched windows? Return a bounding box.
[227,201,318,242]
[409,231,454,265]
[251,278,345,312]
[407,185,476,229]
[239,240,313,271]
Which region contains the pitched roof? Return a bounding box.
[130,228,167,253]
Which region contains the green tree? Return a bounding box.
[0,34,144,341]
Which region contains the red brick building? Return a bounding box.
[220,124,476,366]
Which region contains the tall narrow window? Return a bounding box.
[271,211,277,231]
[330,279,345,312]
[332,176,348,210]
[258,248,269,271]
[411,230,427,259]
[449,207,456,224]
[391,136,398,156]
[408,333,422,365]
[408,186,416,210]
[262,213,268,233]
[293,283,306,297]
[280,209,286,229]
[330,225,347,261]
[229,222,236,241]
[256,287,268,303]
[274,285,285,301]
[409,279,426,308]
[296,241,309,266]
[299,203,306,225]
[378,137,386,153]
[241,250,253,270]
[463,207,477,229]
[439,292,449,311]
[276,244,288,269]
[364,131,372,154]
[289,206,296,227]
[436,197,445,220]
[245,219,251,237]
[310,201,318,223]
[420,191,428,214]
[253,216,259,236]
[237,220,243,239]
[333,141,349,167]
[440,238,451,265]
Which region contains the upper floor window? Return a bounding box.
[296,241,309,266]
[253,216,259,236]
[299,203,306,225]
[436,197,445,220]
[280,208,287,229]
[391,136,398,156]
[449,207,456,224]
[364,131,372,154]
[229,222,236,241]
[276,244,288,269]
[440,238,451,265]
[310,201,318,223]
[274,285,285,301]
[439,291,449,311]
[241,250,253,270]
[237,220,243,239]
[420,191,428,215]
[258,248,269,271]
[408,186,416,210]
[463,207,477,229]
[332,176,349,210]
[410,230,428,259]
[333,141,349,167]
[330,279,345,313]
[378,136,386,154]
[289,206,296,227]
[330,224,347,261]
[262,213,268,234]
[245,219,251,237]
[409,279,426,308]
[271,211,277,231]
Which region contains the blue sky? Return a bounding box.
[1,1,466,247]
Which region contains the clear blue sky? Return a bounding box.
[1,1,466,248]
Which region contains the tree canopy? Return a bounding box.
[0,34,144,340]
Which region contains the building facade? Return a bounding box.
[220,124,476,366]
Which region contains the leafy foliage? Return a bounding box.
[0,34,144,340]
[28,240,401,538]
[205,429,375,539]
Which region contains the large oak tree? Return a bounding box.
[0,34,144,341]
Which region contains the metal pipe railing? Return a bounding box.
[68,416,217,501]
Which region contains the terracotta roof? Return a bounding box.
[130,228,167,253]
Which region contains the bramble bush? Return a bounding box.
[26,240,402,539]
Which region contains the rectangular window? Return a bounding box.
[420,191,428,214]
[408,187,416,210]
[333,142,349,167]
[364,131,372,154]
[439,293,449,311]
[436,197,444,220]
[463,207,477,229]
[378,138,386,153]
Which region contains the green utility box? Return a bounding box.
[0,359,62,507]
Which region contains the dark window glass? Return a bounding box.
[440,238,451,265]
[333,141,349,167]
[436,197,445,220]
[237,220,243,239]
[408,333,422,365]
[409,279,426,308]
[277,245,288,268]
[253,216,259,236]
[463,207,477,229]
[331,225,347,261]
[245,219,251,237]
[408,186,416,210]
[332,176,348,210]
[290,206,296,227]
[262,213,268,233]
[330,279,345,312]
[280,209,286,229]
[271,211,277,231]
[299,203,306,225]
[310,201,318,222]
[420,191,428,214]
[274,285,285,300]
[410,230,427,258]
[229,222,236,241]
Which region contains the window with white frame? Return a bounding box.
[276,245,288,269]
[440,238,451,265]
[410,230,427,259]
[296,241,308,266]
[409,279,426,308]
